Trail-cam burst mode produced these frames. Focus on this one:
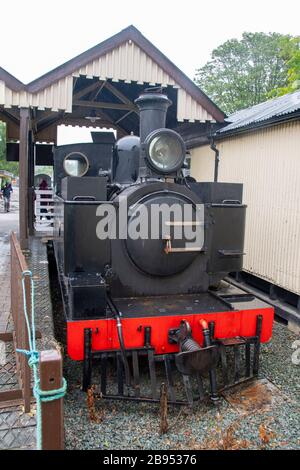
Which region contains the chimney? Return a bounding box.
[135,89,172,143]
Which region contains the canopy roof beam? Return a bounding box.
[36,112,65,134]
[73,80,105,101]
[103,81,139,115]
[0,108,20,126]
[115,110,133,125]
[73,100,137,111]
[89,80,106,101]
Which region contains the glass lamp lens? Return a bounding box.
[148,134,183,172]
[63,153,89,177]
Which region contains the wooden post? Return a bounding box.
[28,131,35,236]
[19,108,30,249]
[23,273,32,413]
[40,350,64,450]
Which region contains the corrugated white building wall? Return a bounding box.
[190,120,300,295]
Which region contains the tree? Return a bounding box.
[0,122,19,176]
[194,32,293,114]
[269,37,300,97]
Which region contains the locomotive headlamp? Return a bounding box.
[145,129,186,174]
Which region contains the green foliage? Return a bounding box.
[0,122,19,176]
[269,37,300,97]
[195,32,294,114]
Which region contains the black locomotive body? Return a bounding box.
[53,90,273,404]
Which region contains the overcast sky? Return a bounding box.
[2,0,300,83]
[2,0,300,144]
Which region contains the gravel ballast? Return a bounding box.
[62,322,300,450]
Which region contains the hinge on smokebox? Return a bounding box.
[82,315,263,407]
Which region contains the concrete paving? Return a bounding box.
[0,187,19,332]
[0,187,19,238]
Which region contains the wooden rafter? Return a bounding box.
[34,110,57,125]
[103,81,139,115]
[115,110,133,125]
[89,80,106,101]
[0,108,20,125]
[73,100,136,111]
[36,112,65,133]
[7,78,137,139]
[73,80,105,101]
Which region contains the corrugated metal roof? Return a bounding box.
[218,89,300,133]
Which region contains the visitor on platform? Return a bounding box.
[1,182,13,212]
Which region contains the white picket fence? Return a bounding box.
[34,188,54,232]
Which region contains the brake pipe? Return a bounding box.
[107,295,131,389]
[199,319,219,403]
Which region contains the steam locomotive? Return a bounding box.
[53,89,274,404]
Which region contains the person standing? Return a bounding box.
[1,182,13,212]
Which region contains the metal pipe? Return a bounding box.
[107,295,131,388]
[82,328,92,391]
[210,137,220,182]
[199,320,219,403]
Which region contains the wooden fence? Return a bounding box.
[10,231,32,412]
[0,232,64,449]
